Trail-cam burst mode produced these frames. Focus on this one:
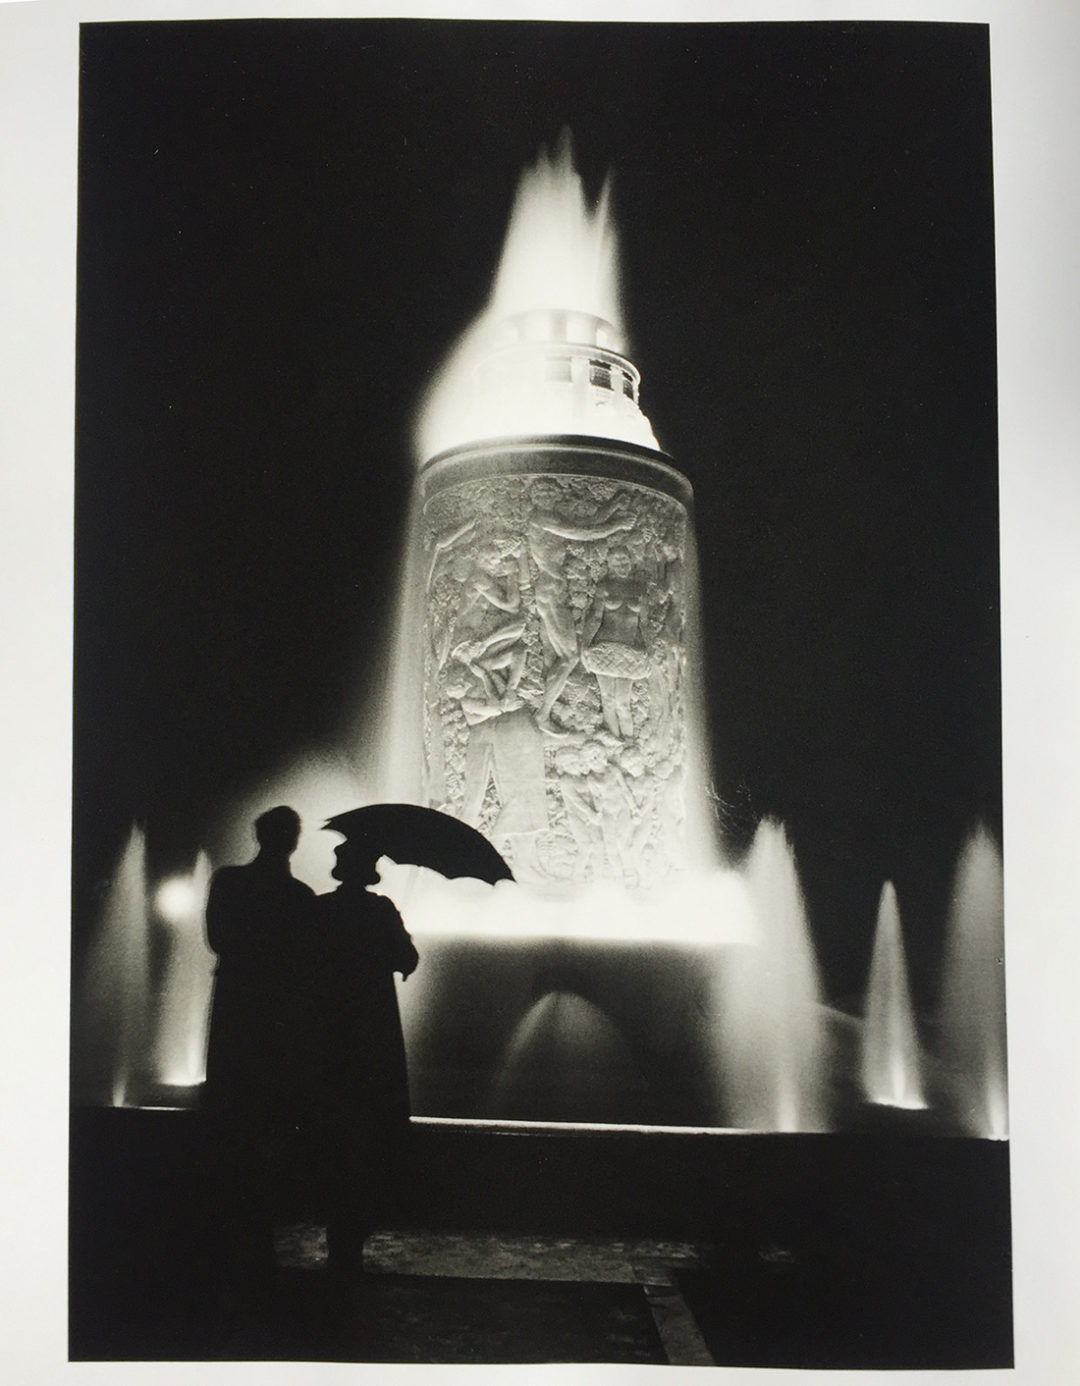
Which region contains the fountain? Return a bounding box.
[860,882,927,1111]
[72,141,1007,1142]
[360,137,833,1130]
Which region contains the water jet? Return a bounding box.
[860,881,927,1111]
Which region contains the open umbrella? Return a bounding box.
[323,803,514,885]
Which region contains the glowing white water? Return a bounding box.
[376,863,754,944]
[75,824,151,1107]
[711,820,828,1132]
[489,990,649,1123]
[152,853,215,1088]
[417,135,659,461]
[939,825,1008,1137]
[860,881,927,1110]
[490,132,620,328]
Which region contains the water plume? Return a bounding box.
[73,824,151,1107]
[415,134,658,461]
[860,881,927,1110]
[488,989,649,1124]
[152,852,215,1089]
[490,131,621,332]
[712,819,828,1131]
[939,825,1008,1137]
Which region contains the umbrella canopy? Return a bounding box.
[323,803,514,885]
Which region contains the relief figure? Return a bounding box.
[579,740,641,884]
[449,538,529,708]
[425,514,481,671]
[446,663,548,879]
[524,478,636,728]
[581,546,650,741]
[618,744,660,881]
[553,744,604,882]
[645,540,687,756]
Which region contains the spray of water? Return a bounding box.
[376,863,754,944]
[711,819,829,1132]
[489,990,648,1124]
[152,853,215,1088]
[860,881,927,1110]
[415,133,658,461]
[489,131,621,330]
[73,824,151,1107]
[939,825,1008,1137]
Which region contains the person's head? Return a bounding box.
[254,805,301,857]
[330,837,382,887]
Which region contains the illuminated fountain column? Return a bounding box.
[418,309,694,889]
[397,140,750,1127]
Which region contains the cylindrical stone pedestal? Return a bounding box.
[419,435,694,889]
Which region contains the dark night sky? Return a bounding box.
[74,18,999,1008]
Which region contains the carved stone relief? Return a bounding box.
[421,470,689,887]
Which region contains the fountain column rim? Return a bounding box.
[419,434,693,509]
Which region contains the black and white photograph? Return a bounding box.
[9,2,1080,1377]
[61,14,1015,1368]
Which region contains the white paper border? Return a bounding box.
[2,1,1078,1382]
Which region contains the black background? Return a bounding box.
[74,19,999,1011]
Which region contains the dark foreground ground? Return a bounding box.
[69,1108,1012,1367]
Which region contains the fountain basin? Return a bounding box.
[400,931,721,1127]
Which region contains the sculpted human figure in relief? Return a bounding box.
[578,739,641,883]
[553,743,604,881]
[425,514,480,673]
[448,536,529,708]
[524,478,636,728]
[581,545,650,741]
[617,743,660,884]
[645,537,687,756]
[445,661,548,879]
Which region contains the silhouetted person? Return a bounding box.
[202,805,315,1294]
[301,836,419,1280]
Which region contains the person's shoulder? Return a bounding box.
[209,863,247,889]
[311,886,348,925]
[370,891,406,926]
[315,886,400,921]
